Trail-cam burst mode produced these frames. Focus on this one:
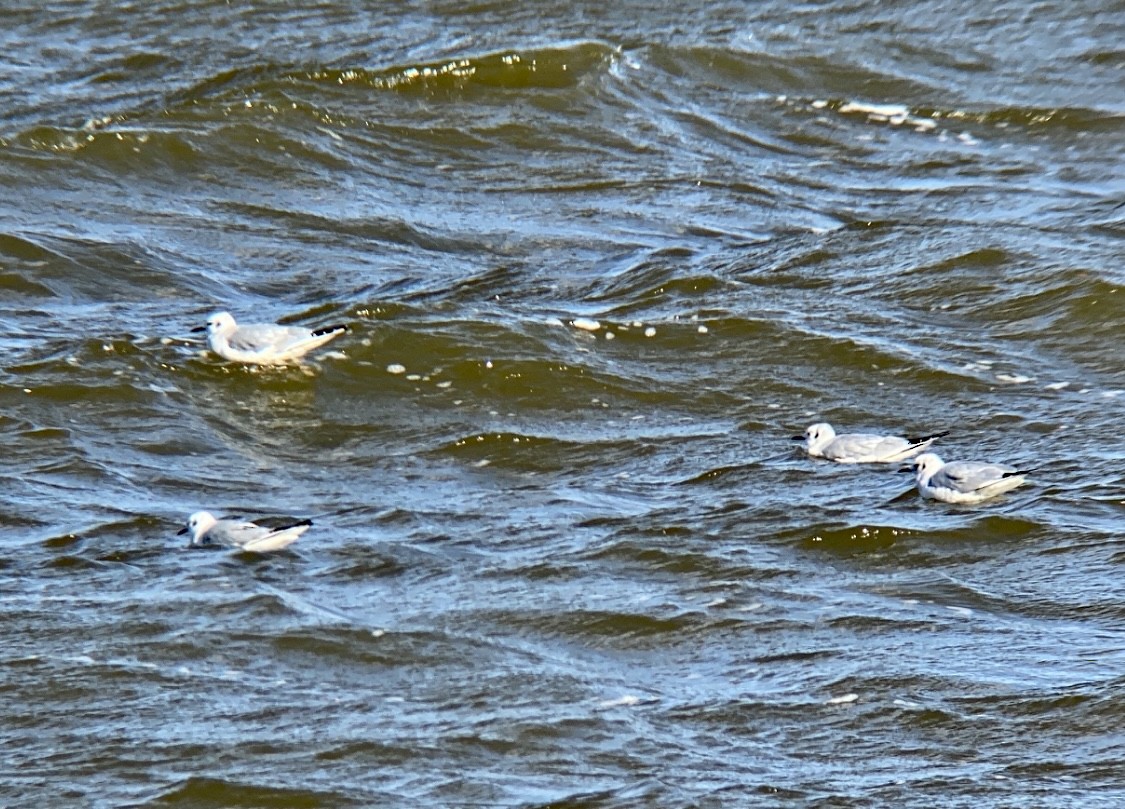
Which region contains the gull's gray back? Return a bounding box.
[227,323,304,353]
[934,461,1016,493]
[207,519,273,546]
[826,433,907,460]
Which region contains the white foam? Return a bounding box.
[826,693,859,705]
[839,101,909,118]
[572,317,601,332]
[386,363,406,374]
[599,694,643,708]
[829,99,942,135]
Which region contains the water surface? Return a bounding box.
[1,1,1123,806]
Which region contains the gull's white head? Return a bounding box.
[203,311,237,339]
[800,422,836,452]
[910,452,945,483]
[180,510,219,545]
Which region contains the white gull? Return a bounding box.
[193,311,346,365]
[906,452,1029,504]
[178,511,311,552]
[794,422,947,463]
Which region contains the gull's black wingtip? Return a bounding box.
[907,429,950,444]
[312,324,348,337]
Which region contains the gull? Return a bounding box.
[793,422,947,463]
[178,511,311,552]
[905,452,1029,504]
[192,311,347,365]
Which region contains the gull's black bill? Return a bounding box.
[176,527,188,535]
[790,435,804,441]
[190,325,206,333]
[897,465,914,473]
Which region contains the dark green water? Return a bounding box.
[1,2,1123,806]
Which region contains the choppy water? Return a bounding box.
[2,1,1124,806]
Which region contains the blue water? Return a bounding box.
[1,2,1123,806]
